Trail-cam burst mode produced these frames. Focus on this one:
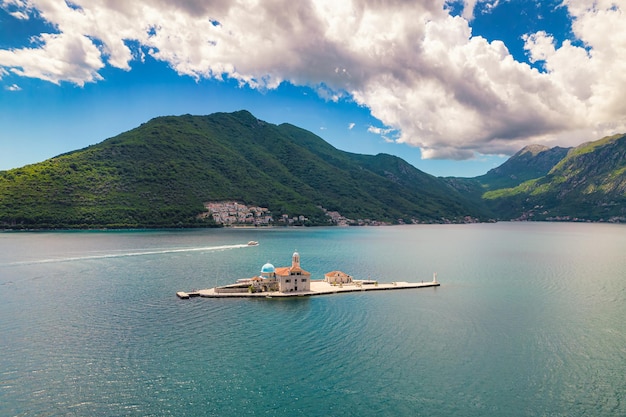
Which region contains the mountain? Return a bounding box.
[443,144,570,209]
[2,110,624,229]
[477,144,570,190]
[481,134,626,221]
[0,111,488,229]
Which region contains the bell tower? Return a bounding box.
[292,251,300,269]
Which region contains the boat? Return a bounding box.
[247,241,259,246]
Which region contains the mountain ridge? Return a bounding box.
[482,133,626,221]
[1,110,624,228]
[0,110,487,228]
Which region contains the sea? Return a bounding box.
[1,222,625,417]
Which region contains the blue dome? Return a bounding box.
[261,263,275,274]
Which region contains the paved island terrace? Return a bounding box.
[177,249,439,299]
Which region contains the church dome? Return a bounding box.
[261,262,275,274]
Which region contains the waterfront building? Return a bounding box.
[179,250,440,298]
[324,270,353,284]
[274,251,311,292]
[242,251,310,293]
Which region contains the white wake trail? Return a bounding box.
[5,244,250,266]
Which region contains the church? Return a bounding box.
[217,251,361,295]
[181,248,439,299]
[257,251,311,293]
[221,251,312,294]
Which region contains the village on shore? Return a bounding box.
[200,201,479,227]
[201,201,388,226]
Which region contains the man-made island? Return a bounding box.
[177,251,439,299]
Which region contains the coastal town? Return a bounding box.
[201,201,390,226]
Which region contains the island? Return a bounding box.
[177,251,439,299]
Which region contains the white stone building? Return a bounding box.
[324,270,353,284]
[246,251,311,293]
[274,251,311,292]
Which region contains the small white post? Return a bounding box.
[433,272,438,283]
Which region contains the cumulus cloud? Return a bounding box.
[461,0,479,20]
[0,0,624,158]
[0,31,104,86]
[6,83,21,91]
[448,0,501,22]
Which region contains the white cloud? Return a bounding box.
[523,0,626,139]
[367,126,395,136]
[10,10,29,19]
[348,122,355,130]
[0,0,624,159]
[6,83,21,91]
[482,0,501,13]
[451,0,501,21]
[368,125,399,144]
[0,31,104,86]
[461,0,478,20]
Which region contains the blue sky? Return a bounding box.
[1,1,624,177]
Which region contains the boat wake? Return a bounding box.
[4,244,250,266]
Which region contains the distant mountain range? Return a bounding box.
[1,110,624,228]
[480,134,626,221]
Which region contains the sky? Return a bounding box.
[0,0,624,178]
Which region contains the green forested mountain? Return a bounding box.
[482,134,626,221]
[476,144,570,190]
[443,144,571,210]
[2,111,624,229]
[441,134,626,222]
[0,111,487,229]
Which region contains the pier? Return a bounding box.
[175,291,201,299]
[177,280,439,299]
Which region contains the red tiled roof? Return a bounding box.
[275,266,311,277]
[324,270,351,278]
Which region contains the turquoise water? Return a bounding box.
[1,223,625,416]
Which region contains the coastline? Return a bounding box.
[177,280,440,299]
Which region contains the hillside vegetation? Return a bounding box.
[482,134,626,221]
[2,111,624,229]
[0,111,486,229]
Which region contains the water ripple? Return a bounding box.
[2,225,626,416]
